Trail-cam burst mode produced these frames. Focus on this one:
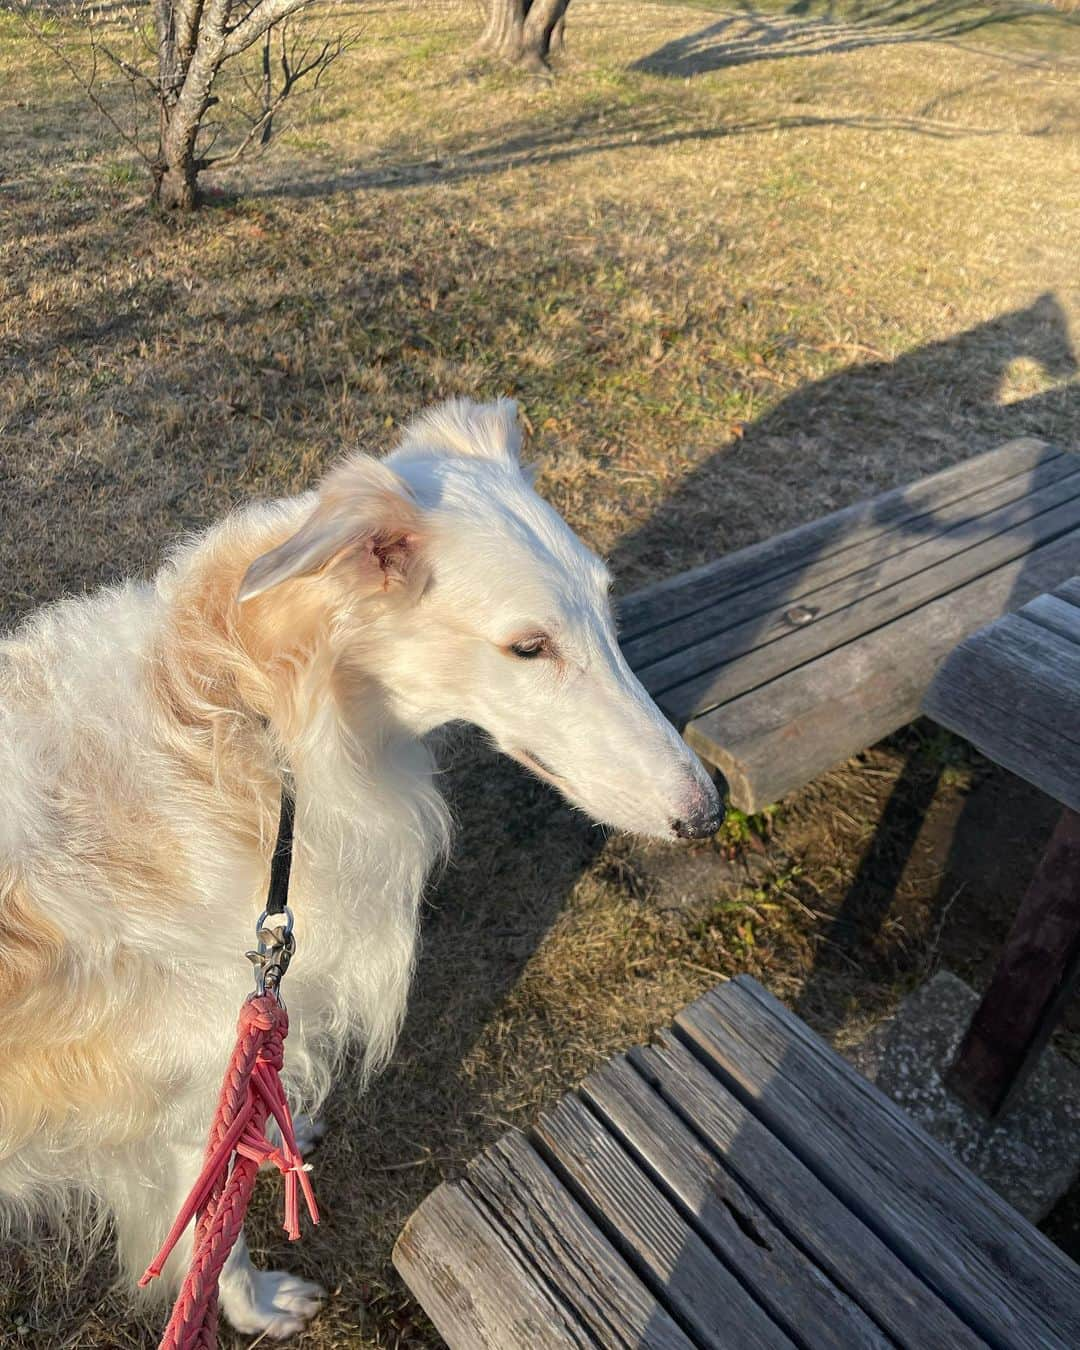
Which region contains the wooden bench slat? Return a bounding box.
[466,1131,698,1350]
[602,1041,984,1350]
[656,479,1080,727]
[924,610,1080,810]
[396,976,1080,1349]
[1053,575,1080,607]
[393,1177,598,1350]
[617,438,1062,643]
[580,1052,961,1348]
[533,1094,797,1350]
[623,452,1080,675]
[1021,590,1080,648]
[685,528,1080,810]
[674,978,1080,1350]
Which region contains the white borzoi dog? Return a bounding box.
[0,399,721,1338]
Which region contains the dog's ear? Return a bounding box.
[394,397,525,467]
[238,456,421,604]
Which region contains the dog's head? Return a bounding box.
[239,399,722,842]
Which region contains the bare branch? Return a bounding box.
[21,0,361,208]
[221,0,315,60]
[97,41,161,95]
[202,20,358,169]
[15,4,155,164]
[198,93,282,168]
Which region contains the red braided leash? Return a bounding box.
[139,992,319,1349]
[140,789,316,1349]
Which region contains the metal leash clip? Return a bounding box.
[245,906,295,998]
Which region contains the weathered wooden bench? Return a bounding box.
[924,577,1080,1118]
[394,976,1080,1348]
[619,437,1080,811]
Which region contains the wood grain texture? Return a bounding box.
[393,1177,597,1349]
[579,1051,974,1349]
[616,438,1061,642]
[624,455,1080,679]
[1021,589,1080,647]
[947,808,1080,1117]
[685,528,1080,810]
[532,1094,796,1350]
[924,604,1080,809]
[656,480,1080,726]
[1052,575,1080,607]
[675,977,1080,1350]
[601,1041,985,1350]
[465,1131,697,1350]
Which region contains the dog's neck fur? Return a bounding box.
[153,503,452,1095]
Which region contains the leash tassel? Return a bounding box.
[140,992,319,1350]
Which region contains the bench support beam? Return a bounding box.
[946,808,1080,1119]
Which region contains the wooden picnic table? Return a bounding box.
[923,577,1080,1117]
[620,438,1080,812]
[394,977,1080,1348]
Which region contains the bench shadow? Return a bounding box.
[613,290,1076,587]
[738,296,1077,1033]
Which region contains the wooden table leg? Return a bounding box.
[946,808,1080,1119]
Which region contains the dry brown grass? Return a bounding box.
[2,0,1080,1344]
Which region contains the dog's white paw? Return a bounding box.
[291,1112,326,1158]
[222,1268,326,1339]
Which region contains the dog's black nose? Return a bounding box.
[671,804,724,840]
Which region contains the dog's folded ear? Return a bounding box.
[238,456,421,604]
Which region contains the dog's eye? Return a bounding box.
[509,636,548,659]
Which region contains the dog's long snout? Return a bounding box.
[670,778,724,839]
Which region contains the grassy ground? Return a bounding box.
[2,0,1080,1344]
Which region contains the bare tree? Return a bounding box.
[476,0,570,71]
[19,0,358,210]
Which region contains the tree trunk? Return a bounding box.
[156,159,199,210]
[154,78,210,210]
[549,9,566,54]
[153,0,225,209]
[477,0,522,57]
[479,0,570,69]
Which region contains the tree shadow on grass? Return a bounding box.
[231,0,1077,205]
[255,103,1014,201]
[633,0,1078,78]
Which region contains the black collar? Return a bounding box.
[265,785,295,917]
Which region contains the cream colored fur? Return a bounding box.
[0,399,719,1338]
